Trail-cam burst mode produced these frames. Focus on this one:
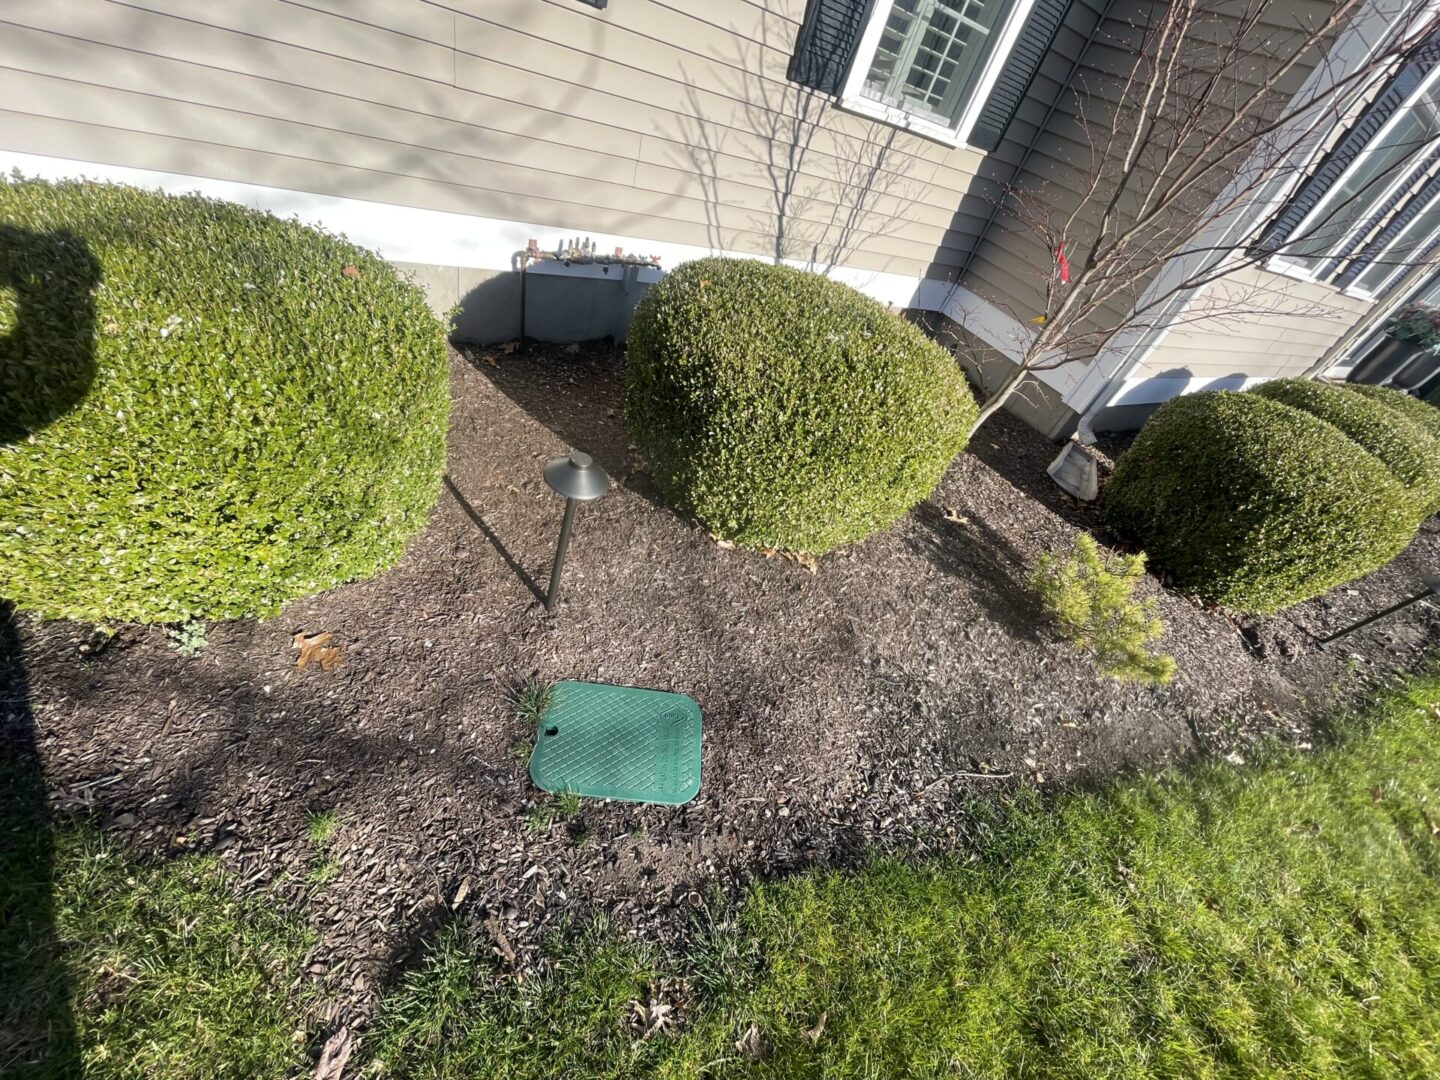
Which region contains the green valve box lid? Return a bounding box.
[529,681,702,805]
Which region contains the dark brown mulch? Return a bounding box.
[8,343,1438,1022]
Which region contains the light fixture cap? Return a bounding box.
[543,450,610,501]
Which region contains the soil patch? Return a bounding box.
[10,343,1438,1021]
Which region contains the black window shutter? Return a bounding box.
[1335,173,1440,289]
[1255,32,1440,254]
[788,0,876,95]
[968,0,1079,151]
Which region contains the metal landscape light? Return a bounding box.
[1316,571,1440,648]
[542,451,610,613]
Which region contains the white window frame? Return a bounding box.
[1344,185,1440,297]
[1267,60,1440,293]
[838,0,1040,148]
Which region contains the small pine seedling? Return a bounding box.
[166,620,207,658]
[1029,533,1175,685]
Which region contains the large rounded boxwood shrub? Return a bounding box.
[1103,391,1416,613]
[1250,378,1440,518]
[1345,381,1440,444]
[1,178,450,622]
[625,258,976,553]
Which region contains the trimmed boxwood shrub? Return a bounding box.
[1103,391,1416,614]
[1250,378,1440,518]
[1345,381,1440,444]
[1,178,450,622]
[625,258,976,553]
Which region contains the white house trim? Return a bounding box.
[839,0,1041,148]
[0,150,957,313]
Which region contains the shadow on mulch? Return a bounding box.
[966,415,1109,536]
[441,475,546,606]
[460,340,667,509]
[905,500,1045,644]
[0,604,80,1076]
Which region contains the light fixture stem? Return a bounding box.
[546,497,579,612]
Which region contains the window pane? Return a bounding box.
[1353,193,1440,293]
[862,0,1013,128]
[1287,84,1440,269]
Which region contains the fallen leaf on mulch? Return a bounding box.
[628,998,674,1039]
[341,264,360,279]
[803,1010,827,1043]
[736,1022,770,1062]
[313,1026,354,1080]
[759,548,819,574]
[498,340,520,354]
[293,632,343,672]
[450,877,472,910]
[484,914,519,971]
[562,343,581,355]
[477,352,500,367]
[943,507,970,525]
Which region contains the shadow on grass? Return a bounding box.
[0,604,79,1077]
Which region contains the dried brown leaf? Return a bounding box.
[313,1026,354,1080]
[735,1022,769,1062]
[293,632,342,672]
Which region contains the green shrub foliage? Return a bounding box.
[1103,392,1416,614]
[1029,533,1174,684]
[1251,378,1440,517]
[625,258,976,553]
[1345,381,1440,445]
[1,178,451,622]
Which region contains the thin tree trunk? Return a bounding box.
[968,360,1033,437]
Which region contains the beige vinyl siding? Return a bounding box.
[0,0,996,279]
[1135,264,1372,379]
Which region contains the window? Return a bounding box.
[1263,34,1440,299]
[840,0,1038,145]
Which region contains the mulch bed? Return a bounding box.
[7,342,1438,1024]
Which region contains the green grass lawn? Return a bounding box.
[368,675,1440,1079]
[4,676,1439,1078]
[0,764,315,1079]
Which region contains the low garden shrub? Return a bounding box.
[0,177,451,622]
[1029,533,1174,684]
[1103,391,1416,613]
[1346,380,1440,445]
[1251,378,1440,517]
[625,258,976,553]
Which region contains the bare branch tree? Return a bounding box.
[957,0,1440,436]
